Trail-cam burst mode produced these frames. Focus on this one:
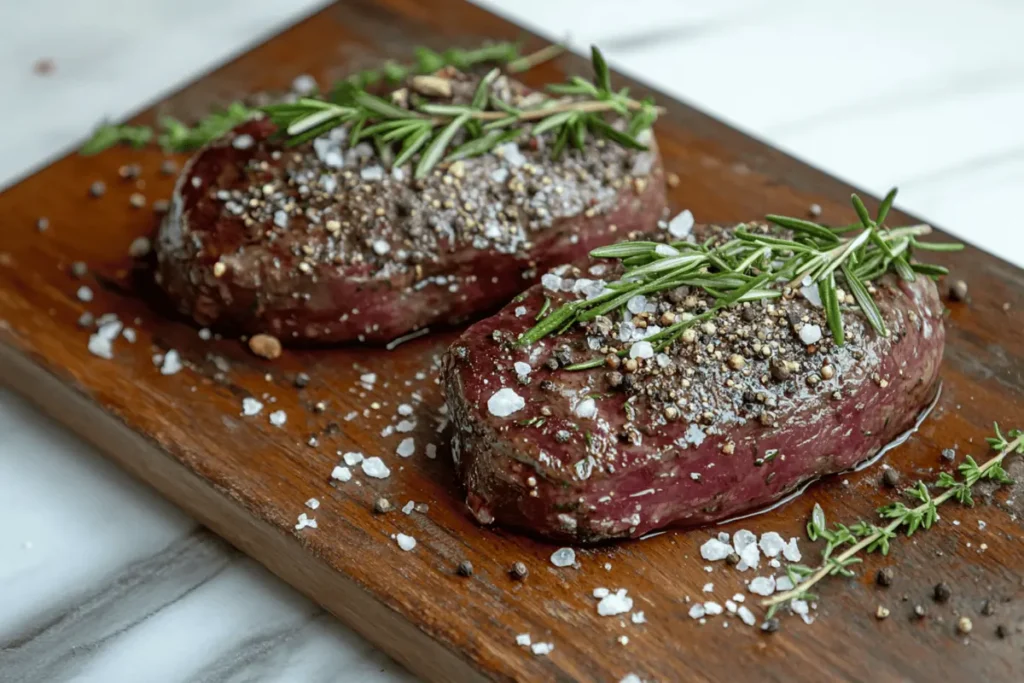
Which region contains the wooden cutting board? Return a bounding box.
[2,1,1023,680]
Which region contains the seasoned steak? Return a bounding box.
[443,223,944,542]
[156,71,665,343]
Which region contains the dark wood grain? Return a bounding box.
[2,1,1024,681]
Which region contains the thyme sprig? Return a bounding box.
[518,190,963,360]
[260,46,660,178]
[764,426,1024,616]
[79,41,554,157]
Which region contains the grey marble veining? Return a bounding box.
[2,1,1023,681]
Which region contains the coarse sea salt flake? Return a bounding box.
[799,324,823,345]
[330,466,351,482]
[550,547,576,567]
[395,534,416,551]
[160,349,183,375]
[306,498,320,510]
[597,589,633,616]
[593,587,610,598]
[396,437,415,457]
[396,419,415,433]
[703,602,723,615]
[725,600,737,614]
[269,410,287,427]
[425,443,437,459]
[701,538,734,562]
[702,582,714,593]
[775,576,795,592]
[242,397,263,416]
[360,373,377,385]
[631,611,646,624]
[575,398,597,419]
[626,295,647,314]
[402,500,415,515]
[516,633,531,646]
[515,306,527,317]
[688,604,705,619]
[342,452,364,466]
[531,642,554,656]
[749,576,776,596]
[667,209,694,238]
[737,542,760,571]
[514,361,532,377]
[629,341,654,359]
[783,538,802,562]
[361,457,390,479]
[738,605,756,626]
[295,513,317,530]
[759,531,786,557]
[488,388,525,417]
[397,403,413,416]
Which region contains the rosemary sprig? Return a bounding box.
[261,46,659,178]
[764,426,1024,615]
[81,102,254,156]
[79,41,557,157]
[519,190,962,354]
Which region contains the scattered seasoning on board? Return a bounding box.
[36,217,49,232]
[373,497,392,514]
[876,567,894,587]
[933,582,952,603]
[881,468,900,488]
[949,280,968,302]
[510,561,529,580]
[457,560,474,577]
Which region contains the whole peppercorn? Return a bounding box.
[457,560,474,577]
[881,468,900,488]
[876,567,895,587]
[373,498,392,514]
[510,561,529,580]
[949,280,968,302]
[933,582,952,603]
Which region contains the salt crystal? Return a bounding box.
[360,372,377,385]
[593,587,610,598]
[626,295,647,314]
[77,285,93,302]
[88,320,122,359]
[702,582,714,593]
[775,576,795,591]
[396,420,415,433]
[629,341,654,359]
[541,273,562,291]
[160,350,183,375]
[700,538,732,561]
[725,600,737,614]
[515,306,527,317]
[769,558,781,568]
[291,73,318,94]
[738,543,760,571]
[732,594,745,602]
[269,410,287,426]
[273,210,289,229]
[487,388,525,417]
[575,398,598,419]
[122,327,135,343]
[516,633,531,647]
[703,602,723,615]
[396,438,415,458]
[330,466,351,482]
[799,324,823,345]
[361,457,391,479]
[667,210,694,239]
[495,142,525,167]
[295,513,317,530]
[372,240,391,255]
[396,534,416,551]
[242,397,263,416]
[782,538,802,562]
[631,611,646,624]
[514,361,532,377]
[597,589,633,616]
[232,134,254,150]
[342,452,364,466]
[531,642,554,656]
[306,498,320,510]
[733,529,756,552]
[801,280,823,308]
[360,165,384,181]
[978,520,987,530]
[738,606,756,626]
[198,328,212,340]
[551,547,576,567]
[749,576,776,596]
[790,599,809,616]
[397,403,413,416]
[688,604,706,619]
[620,675,643,683]
[759,531,786,557]
[402,501,415,515]
[425,444,437,459]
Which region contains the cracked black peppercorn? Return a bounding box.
[761,618,780,633]
[457,560,474,577]
[881,468,900,488]
[373,497,392,514]
[876,567,894,587]
[933,582,952,603]
[510,561,529,580]
[294,372,310,388]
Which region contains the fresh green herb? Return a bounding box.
[155,102,253,153]
[261,45,660,177]
[764,426,1023,613]
[80,123,154,155]
[518,191,959,356]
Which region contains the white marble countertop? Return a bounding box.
[2,1,1022,681]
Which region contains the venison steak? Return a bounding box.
[442,223,944,542]
[156,72,665,344]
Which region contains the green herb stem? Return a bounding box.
[763,429,1024,610]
